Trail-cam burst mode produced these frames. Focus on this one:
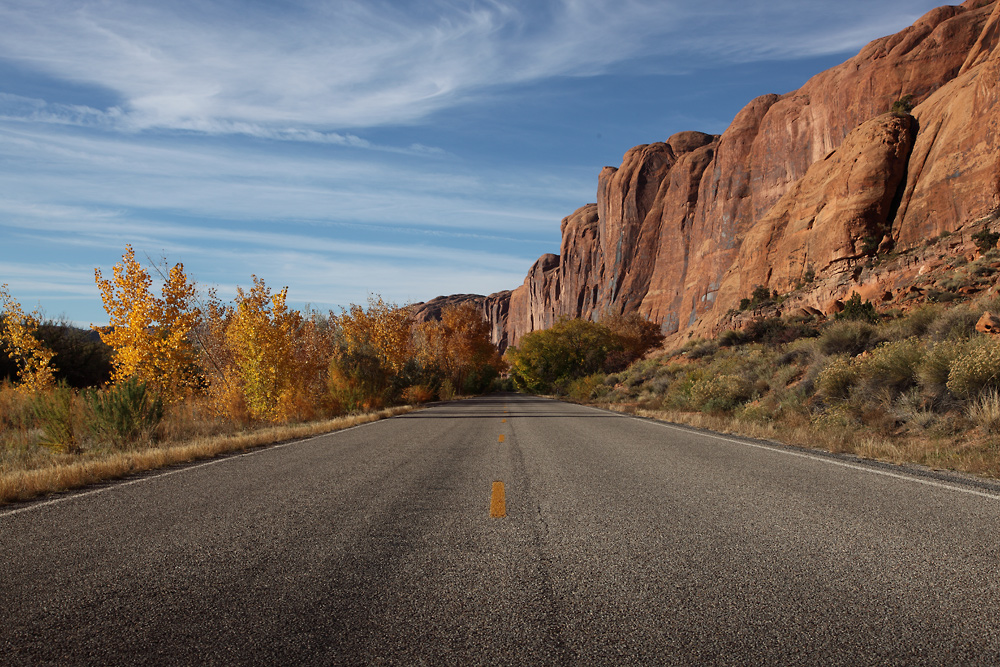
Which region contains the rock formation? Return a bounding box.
[415,0,1000,351]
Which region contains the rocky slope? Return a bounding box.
[414,0,1000,351]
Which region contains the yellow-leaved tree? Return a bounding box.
[0,284,57,392]
[94,246,200,400]
[330,295,413,410]
[223,276,302,421]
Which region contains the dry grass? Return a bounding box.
[0,405,416,506]
[601,402,1000,479]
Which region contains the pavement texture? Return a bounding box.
[3,393,1000,665]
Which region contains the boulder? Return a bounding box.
[976,311,1000,334]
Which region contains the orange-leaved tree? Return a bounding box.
[0,284,58,392]
[415,303,503,394]
[94,246,201,400]
[330,295,413,410]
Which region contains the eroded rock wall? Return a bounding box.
[417,1,1000,350]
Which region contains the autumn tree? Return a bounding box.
[601,311,665,371]
[0,284,57,392]
[94,246,200,400]
[415,303,503,394]
[223,276,303,421]
[330,295,413,410]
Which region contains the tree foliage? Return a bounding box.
[329,296,413,411]
[94,246,200,400]
[507,315,664,394]
[0,284,58,393]
[415,303,504,394]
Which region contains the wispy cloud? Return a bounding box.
[0,0,942,136]
[0,123,586,233]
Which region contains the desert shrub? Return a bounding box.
[894,389,938,431]
[972,229,1000,254]
[927,307,979,341]
[717,329,745,347]
[917,339,965,394]
[770,363,802,391]
[739,285,775,311]
[623,358,659,388]
[812,403,859,430]
[737,399,774,424]
[886,305,940,340]
[32,383,85,453]
[644,372,675,395]
[731,317,817,347]
[663,370,702,409]
[836,293,879,323]
[890,94,914,116]
[967,390,1000,434]
[85,378,164,448]
[855,338,925,395]
[817,356,858,400]
[938,275,967,292]
[567,374,606,402]
[686,341,718,359]
[438,378,456,401]
[401,385,435,404]
[689,374,754,413]
[947,336,1000,398]
[819,320,879,356]
[927,290,960,304]
[0,379,34,431]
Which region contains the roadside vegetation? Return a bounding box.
[0,247,504,504]
[512,282,1000,479]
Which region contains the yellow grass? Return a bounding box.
[601,402,1000,479]
[0,405,417,506]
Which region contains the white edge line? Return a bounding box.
[0,419,384,520]
[634,416,1000,501]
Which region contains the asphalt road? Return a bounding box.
[3,393,1000,665]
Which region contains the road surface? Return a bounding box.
[3,394,1000,665]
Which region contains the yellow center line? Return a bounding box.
[490,481,506,518]
[498,434,505,443]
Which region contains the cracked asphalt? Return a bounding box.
[3,393,1000,665]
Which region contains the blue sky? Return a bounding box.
[0,0,944,326]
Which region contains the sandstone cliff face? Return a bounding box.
[418,0,1000,350]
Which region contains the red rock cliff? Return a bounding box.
[417,0,1000,349]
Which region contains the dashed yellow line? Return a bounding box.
[501,418,506,423]
[498,434,505,443]
[490,481,507,518]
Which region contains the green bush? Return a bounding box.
[32,382,84,453]
[935,308,981,341]
[567,374,607,402]
[507,318,624,393]
[689,374,754,413]
[836,293,879,323]
[972,230,999,254]
[855,338,925,395]
[817,356,858,400]
[947,336,1000,399]
[890,94,914,116]
[85,378,164,448]
[819,320,879,356]
[918,339,965,395]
